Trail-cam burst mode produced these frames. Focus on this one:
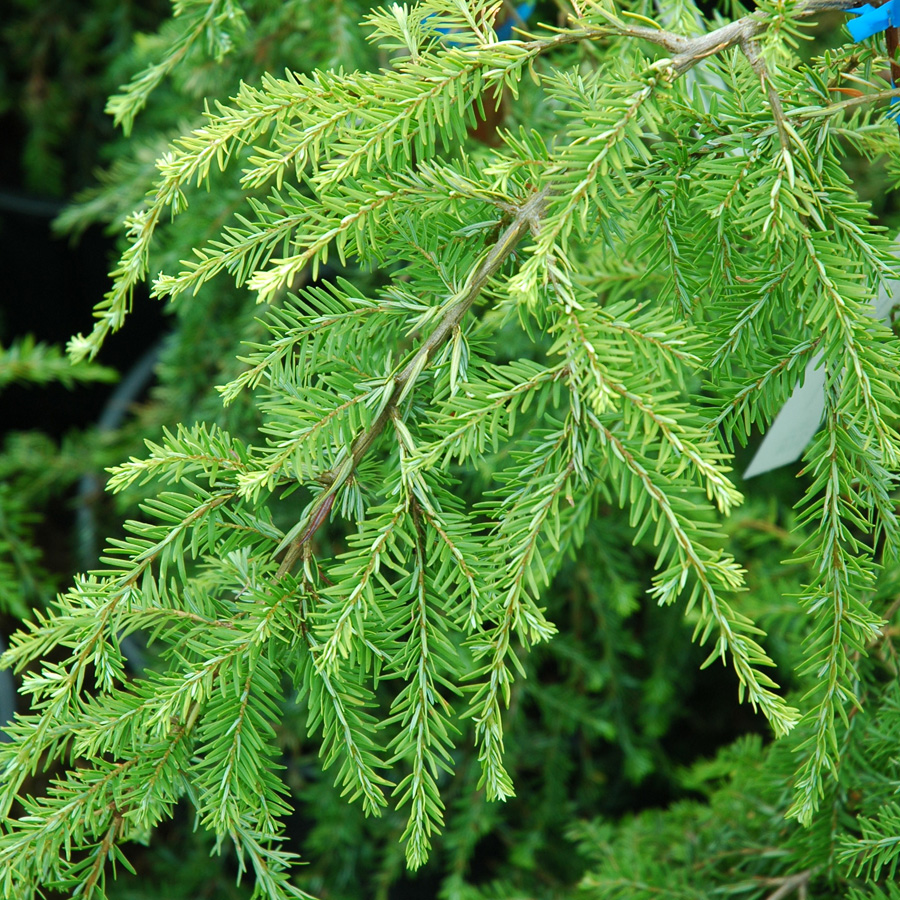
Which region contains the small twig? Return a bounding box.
[741,37,792,152]
[800,85,900,117]
[882,594,900,626]
[760,868,814,900]
[83,810,125,899]
[275,187,550,578]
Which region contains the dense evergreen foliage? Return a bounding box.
[2,1,900,897]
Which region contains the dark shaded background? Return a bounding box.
[1,0,169,434]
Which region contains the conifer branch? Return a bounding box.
[275,186,549,578]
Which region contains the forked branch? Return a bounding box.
[530,0,864,76]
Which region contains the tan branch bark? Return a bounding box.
[527,0,864,75]
[275,186,549,578]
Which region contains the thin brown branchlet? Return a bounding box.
[275,186,549,578]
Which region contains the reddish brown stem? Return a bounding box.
[887,26,900,138]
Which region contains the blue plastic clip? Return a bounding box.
[846,0,900,106]
[846,0,900,40]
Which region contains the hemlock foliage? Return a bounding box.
[2,0,900,897]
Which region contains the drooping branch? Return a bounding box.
[275,186,549,577]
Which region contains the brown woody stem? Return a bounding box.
[276,186,549,578]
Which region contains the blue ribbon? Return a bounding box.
[846,0,900,107]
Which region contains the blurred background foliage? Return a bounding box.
[1,1,900,898]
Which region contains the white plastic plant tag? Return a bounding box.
[743,251,899,479]
[742,355,827,479]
